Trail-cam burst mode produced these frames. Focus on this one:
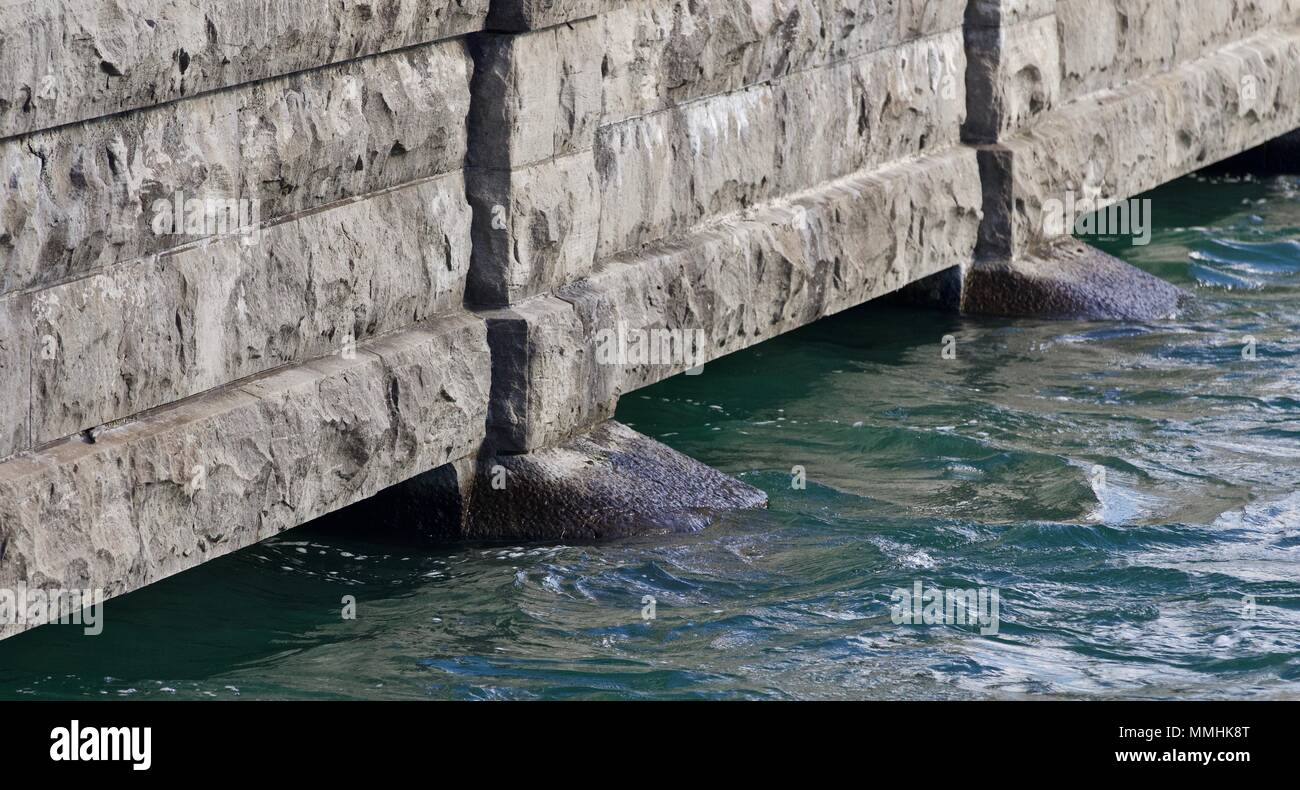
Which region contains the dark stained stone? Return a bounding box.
[962,240,1191,321]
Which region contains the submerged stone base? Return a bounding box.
[900,240,1191,321]
[359,420,768,542]
[962,240,1190,321]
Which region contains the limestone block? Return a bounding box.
[599,0,966,124]
[463,420,767,540]
[132,316,490,571]
[1055,0,1300,102]
[964,14,1060,142]
[1,40,471,296]
[596,30,966,257]
[594,112,702,258]
[0,0,489,138]
[998,30,1300,257]
[468,23,601,169]
[1160,34,1300,175]
[27,172,472,444]
[554,147,981,426]
[0,314,490,640]
[466,151,600,306]
[775,30,967,191]
[482,297,599,452]
[0,293,30,459]
[963,239,1190,320]
[998,89,1167,256]
[556,230,752,428]
[0,419,153,638]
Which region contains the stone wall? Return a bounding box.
[467,0,983,453]
[1,0,1299,637]
[0,0,494,637]
[966,0,1300,258]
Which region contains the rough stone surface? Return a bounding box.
[962,239,1190,320]
[995,30,1300,257]
[0,0,489,139]
[0,314,490,640]
[0,293,30,460]
[487,148,982,443]
[462,420,767,540]
[1,40,471,296]
[482,297,600,452]
[963,14,1060,142]
[23,172,471,446]
[467,23,601,170]
[595,29,967,258]
[1055,0,1300,102]
[391,420,766,540]
[599,0,966,124]
[466,152,600,306]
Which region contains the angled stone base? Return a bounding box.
[962,240,1190,321]
[355,420,767,542]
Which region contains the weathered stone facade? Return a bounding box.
[0,1,497,638]
[1,0,1298,638]
[466,0,982,452]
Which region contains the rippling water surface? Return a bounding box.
[2,173,1299,700]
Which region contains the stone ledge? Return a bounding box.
[0,0,489,139]
[991,29,1300,257]
[346,420,768,541]
[6,171,471,453]
[0,312,491,640]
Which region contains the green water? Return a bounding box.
[2,172,1299,699]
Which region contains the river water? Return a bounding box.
[2,172,1298,700]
